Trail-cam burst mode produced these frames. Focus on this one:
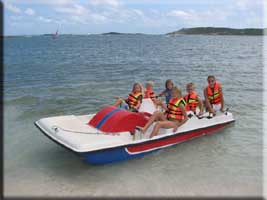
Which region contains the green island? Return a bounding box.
[101,32,145,35]
[166,27,265,36]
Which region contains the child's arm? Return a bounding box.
[196,95,204,115]
[219,86,224,112]
[134,96,143,110]
[204,88,215,115]
[173,104,188,132]
[158,90,166,97]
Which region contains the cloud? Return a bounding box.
[54,4,88,15]
[10,15,23,21]
[5,2,22,14]
[5,0,263,35]
[89,0,121,8]
[167,10,194,19]
[54,3,108,25]
[132,9,144,17]
[4,0,74,5]
[235,0,255,10]
[166,8,233,27]
[235,0,263,11]
[25,8,35,16]
[70,13,106,24]
[38,16,52,23]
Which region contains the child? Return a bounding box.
[144,81,156,100]
[183,82,204,116]
[138,86,188,138]
[158,79,174,104]
[113,82,143,112]
[204,75,224,116]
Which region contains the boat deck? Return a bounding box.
[35,110,235,153]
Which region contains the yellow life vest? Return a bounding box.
[184,92,198,111]
[166,97,186,120]
[206,82,221,105]
[127,92,143,108]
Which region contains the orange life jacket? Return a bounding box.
[144,89,155,100]
[184,92,198,111]
[206,82,221,105]
[166,98,186,120]
[127,92,143,108]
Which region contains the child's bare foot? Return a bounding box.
[135,126,145,134]
[173,126,178,133]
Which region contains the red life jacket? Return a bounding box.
[144,89,155,100]
[166,98,186,120]
[184,92,199,112]
[206,82,221,105]
[127,92,143,108]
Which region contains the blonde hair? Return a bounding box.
[186,82,194,88]
[132,82,143,93]
[172,86,182,98]
[146,81,154,88]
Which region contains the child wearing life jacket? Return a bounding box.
[158,79,174,104]
[137,86,188,138]
[183,82,204,116]
[144,81,156,100]
[113,82,143,112]
[204,75,224,116]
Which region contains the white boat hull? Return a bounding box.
[35,99,235,164]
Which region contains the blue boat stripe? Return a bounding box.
[96,108,121,129]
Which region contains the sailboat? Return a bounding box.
[52,29,58,39]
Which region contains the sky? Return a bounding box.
[3,0,265,35]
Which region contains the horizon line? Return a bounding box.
[3,26,266,37]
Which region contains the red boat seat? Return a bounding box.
[88,106,150,133]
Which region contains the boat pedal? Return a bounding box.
[135,126,143,131]
[196,115,204,119]
[187,113,193,118]
[52,126,59,132]
[225,108,229,115]
[133,126,143,140]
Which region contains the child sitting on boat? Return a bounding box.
[183,82,204,117]
[137,86,188,138]
[144,81,156,100]
[157,79,174,104]
[143,81,162,107]
[204,75,224,116]
[113,82,143,112]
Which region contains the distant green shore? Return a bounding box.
[3,27,266,37]
[166,27,265,36]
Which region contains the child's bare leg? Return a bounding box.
[113,98,123,107]
[205,100,215,115]
[141,111,166,133]
[149,121,177,138]
[153,99,161,106]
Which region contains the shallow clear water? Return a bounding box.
[4,34,263,197]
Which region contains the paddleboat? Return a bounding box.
[35,99,235,165]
